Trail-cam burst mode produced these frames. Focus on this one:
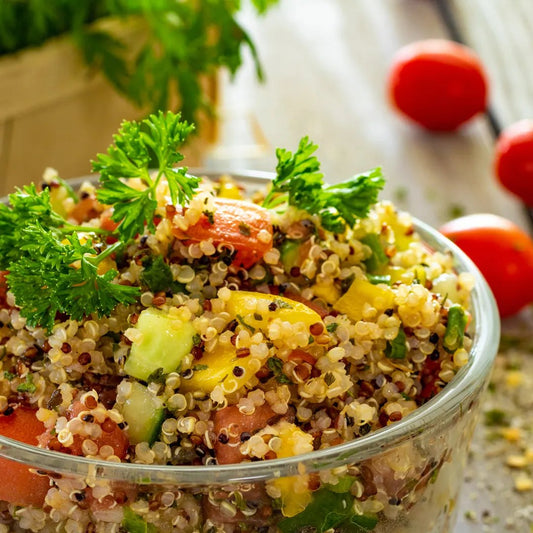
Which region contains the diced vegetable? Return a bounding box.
[361,233,388,273]
[333,278,395,322]
[171,198,273,268]
[280,239,302,272]
[122,381,165,445]
[124,308,195,381]
[213,403,276,464]
[122,506,157,533]
[278,488,378,533]
[0,407,51,506]
[443,304,468,352]
[270,422,314,517]
[216,176,243,200]
[179,343,260,394]
[225,291,323,332]
[312,280,341,304]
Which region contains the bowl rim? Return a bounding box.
[0,170,500,484]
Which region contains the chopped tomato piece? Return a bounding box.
[100,208,120,232]
[0,407,50,506]
[69,196,102,224]
[68,401,129,459]
[213,403,276,464]
[171,198,273,268]
[40,400,129,460]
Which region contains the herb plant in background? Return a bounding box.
[0,0,278,126]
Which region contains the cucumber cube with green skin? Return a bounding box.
[280,239,301,273]
[123,307,195,381]
[122,381,165,445]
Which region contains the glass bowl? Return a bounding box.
[0,171,500,533]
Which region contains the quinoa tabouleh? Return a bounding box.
[0,112,476,532]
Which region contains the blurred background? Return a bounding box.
[1,1,532,531]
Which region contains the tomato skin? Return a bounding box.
[171,198,273,268]
[440,214,533,317]
[387,39,488,131]
[213,403,276,464]
[494,120,533,206]
[0,407,51,506]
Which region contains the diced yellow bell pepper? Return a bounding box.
[271,422,313,517]
[179,343,259,394]
[312,280,340,305]
[381,211,414,252]
[217,176,243,200]
[333,278,395,322]
[383,265,407,284]
[225,291,322,331]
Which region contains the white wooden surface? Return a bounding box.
[206,1,533,531]
[207,0,528,232]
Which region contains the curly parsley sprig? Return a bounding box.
[7,223,139,332]
[0,111,202,331]
[93,110,200,242]
[262,136,385,233]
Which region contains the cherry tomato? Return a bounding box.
[387,39,488,131]
[494,119,533,206]
[440,213,533,317]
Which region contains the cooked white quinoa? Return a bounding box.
[0,174,474,532]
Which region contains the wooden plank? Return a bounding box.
[0,17,146,122]
[211,0,525,230]
[1,76,217,196]
[450,0,533,127]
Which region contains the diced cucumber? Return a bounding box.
[124,307,195,381]
[361,233,388,273]
[280,239,301,272]
[122,381,165,445]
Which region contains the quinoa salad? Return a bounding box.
[0,112,476,532]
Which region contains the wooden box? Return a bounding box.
[0,19,218,196]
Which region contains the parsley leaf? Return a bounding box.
[263,136,385,233]
[140,255,174,293]
[267,357,292,384]
[7,224,139,332]
[93,111,199,242]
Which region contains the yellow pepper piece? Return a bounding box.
[333,278,395,322]
[271,422,313,517]
[225,291,322,331]
[312,280,340,305]
[381,211,414,252]
[217,176,243,200]
[179,343,260,394]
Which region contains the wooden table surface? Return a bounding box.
[206,1,533,531]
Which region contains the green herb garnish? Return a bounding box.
[16,373,36,394]
[93,111,198,242]
[263,136,385,233]
[385,327,407,360]
[140,255,174,294]
[267,357,292,384]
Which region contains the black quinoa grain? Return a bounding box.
[429,332,439,344]
[240,432,251,442]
